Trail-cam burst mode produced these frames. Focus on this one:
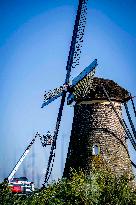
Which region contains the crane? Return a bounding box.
[8,132,52,182]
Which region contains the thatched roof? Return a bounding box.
[73,77,130,103]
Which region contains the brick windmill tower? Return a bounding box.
[63,77,133,177]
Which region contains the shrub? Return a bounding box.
[0,169,136,205]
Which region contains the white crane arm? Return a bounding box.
[8,133,38,182]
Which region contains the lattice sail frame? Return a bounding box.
[72,67,96,99]
[72,0,88,69]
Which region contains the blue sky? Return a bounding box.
[0,0,136,187]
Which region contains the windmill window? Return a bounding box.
[92,144,100,155]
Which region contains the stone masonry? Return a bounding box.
[63,77,132,177]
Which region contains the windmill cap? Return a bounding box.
[75,77,130,103]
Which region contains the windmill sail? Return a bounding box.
[67,59,97,104]
[43,0,89,185]
[41,86,64,108]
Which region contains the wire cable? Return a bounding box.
[124,102,136,141]
[130,94,136,118]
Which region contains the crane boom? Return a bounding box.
[8,133,38,181]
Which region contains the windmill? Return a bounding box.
[63,78,136,177]
[41,0,98,186]
[41,0,136,186]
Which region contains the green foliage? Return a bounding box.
[0,170,136,205]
